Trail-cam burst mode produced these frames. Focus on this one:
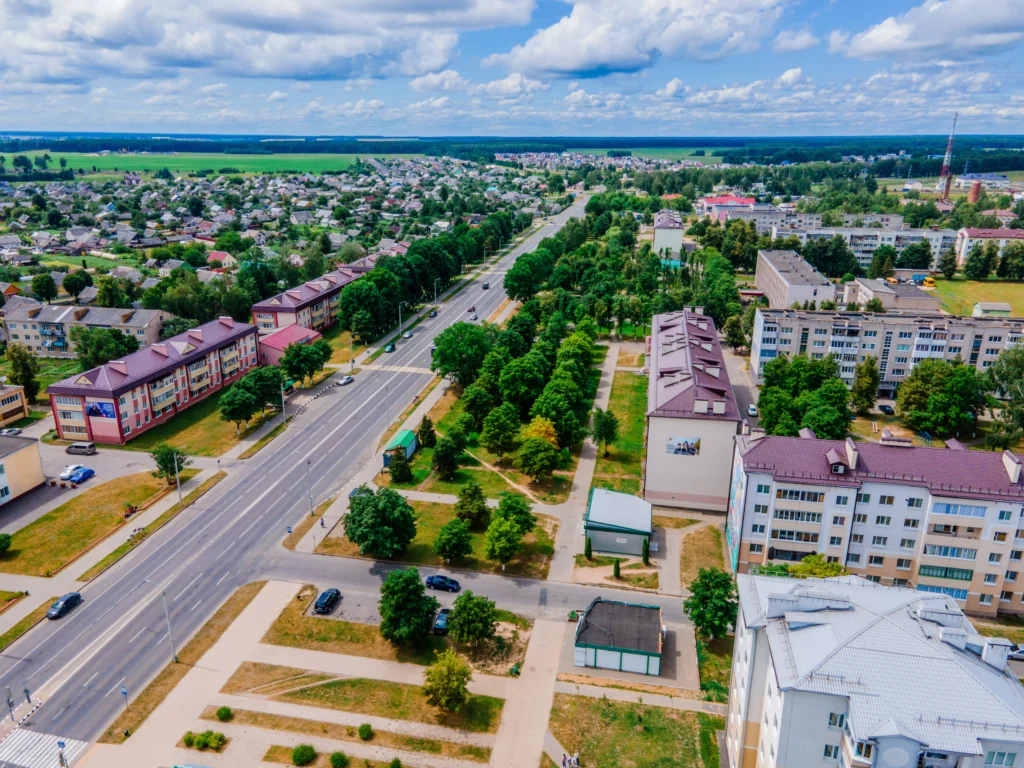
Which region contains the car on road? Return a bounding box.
[60,464,85,481]
[878,404,895,415]
[470,314,478,321]
[430,344,437,352]
[429,310,437,318]
[384,343,396,353]
[467,306,475,312]
[482,282,490,289]
[747,404,758,418]
[425,575,461,592]
[65,441,97,455]
[1010,645,1024,662]
[433,608,451,634]
[340,375,354,386]
[68,467,95,484]
[47,592,82,620]
[402,331,413,339]
[0,428,22,436]
[314,588,341,614]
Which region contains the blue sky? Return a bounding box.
[1,0,1022,137]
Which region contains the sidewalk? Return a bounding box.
[0,468,218,636]
[552,681,728,715]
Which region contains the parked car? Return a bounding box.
[384,343,396,353]
[482,282,490,289]
[878,404,895,415]
[60,464,85,481]
[425,575,461,592]
[467,306,475,312]
[47,592,82,620]
[0,428,22,436]
[1010,645,1024,662]
[68,467,95,484]
[402,331,413,339]
[65,441,97,455]
[340,375,354,386]
[433,608,451,634]
[314,588,341,614]
[430,344,437,352]
[747,404,758,418]
[429,310,437,318]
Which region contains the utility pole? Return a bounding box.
[398,302,403,336]
[349,336,354,373]
[434,278,441,304]
[306,459,314,516]
[173,453,183,507]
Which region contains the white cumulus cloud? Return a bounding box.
[409,69,470,92]
[772,26,819,52]
[267,90,288,102]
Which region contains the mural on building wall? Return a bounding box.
[666,437,701,456]
[85,402,116,419]
[726,449,746,571]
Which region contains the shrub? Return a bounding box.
[0,533,11,555]
[390,759,402,768]
[584,536,591,560]
[330,752,350,768]
[208,732,226,750]
[613,558,620,579]
[358,723,373,740]
[215,705,232,722]
[182,731,195,748]
[194,731,210,750]
[292,744,317,766]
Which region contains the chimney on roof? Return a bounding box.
[880,430,913,447]
[73,308,88,320]
[845,438,859,469]
[152,343,168,357]
[749,428,767,441]
[938,627,967,650]
[109,360,128,375]
[798,428,816,440]
[945,438,967,451]
[218,316,233,327]
[1003,450,1022,484]
[982,637,1014,670]
[119,310,135,323]
[188,328,204,342]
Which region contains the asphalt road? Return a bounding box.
[0,200,591,748]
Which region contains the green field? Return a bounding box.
[16,151,423,176]
[568,147,727,164]
[934,277,1024,317]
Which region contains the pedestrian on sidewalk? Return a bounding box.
[320,518,325,528]
[574,751,580,766]
[562,755,567,768]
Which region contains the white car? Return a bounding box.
[747,404,758,418]
[402,331,413,339]
[60,464,85,480]
[340,375,354,385]
[0,428,22,436]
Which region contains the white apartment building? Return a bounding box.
[955,228,1024,265]
[725,431,1024,617]
[727,574,1024,768]
[755,250,837,308]
[727,207,904,234]
[750,308,1024,394]
[774,226,957,271]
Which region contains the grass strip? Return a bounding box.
[653,516,701,529]
[263,745,393,768]
[376,376,442,452]
[78,471,227,581]
[239,418,291,460]
[0,597,57,652]
[282,498,335,551]
[203,707,491,762]
[99,580,267,744]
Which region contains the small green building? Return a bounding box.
[383,429,417,468]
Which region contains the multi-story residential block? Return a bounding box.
[750,308,1024,394]
[955,228,1024,264]
[726,207,904,233]
[644,310,741,512]
[4,304,164,358]
[841,277,941,312]
[954,172,1012,189]
[250,267,360,334]
[773,226,957,271]
[726,573,1024,768]
[726,430,1024,617]
[754,250,836,308]
[47,317,258,444]
[0,384,29,429]
[0,435,45,507]
[652,209,684,256]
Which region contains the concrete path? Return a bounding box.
[544,731,569,767]
[659,527,683,596]
[546,342,619,583]
[394,490,500,508]
[552,681,728,715]
[0,468,218,635]
[490,619,566,768]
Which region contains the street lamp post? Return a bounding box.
[145,579,178,663]
[434,278,441,304]
[173,453,183,507]
[280,380,287,421]
[306,459,314,516]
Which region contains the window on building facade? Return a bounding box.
[876,515,891,526]
[904,518,920,528]
[833,515,846,526]
[869,555,884,566]
[836,496,849,506]
[872,536,888,546]
[857,493,871,504]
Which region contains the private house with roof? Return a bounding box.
[47,317,258,444]
[250,267,360,334]
[644,310,742,512]
[4,304,164,359]
[727,575,1024,768]
[726,430,1024,617]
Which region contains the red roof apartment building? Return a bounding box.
[47,317,259,444]
[250,267,360,335]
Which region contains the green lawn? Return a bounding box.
[318,500,557,579]
[549,694,724,768]
[697,636,733,703]
[592,371,648,491]
[974,615,1024,645]
[320,323,366,365]
[0,358,80,405]
[0,597,56,652]
[17,151,423,175]
[934,277,1024,317]
[41,254,136,271]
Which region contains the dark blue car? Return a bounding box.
[47,592,82,620]
[433,608,451,634]
[68,467,95,484]
[425,575,460,592]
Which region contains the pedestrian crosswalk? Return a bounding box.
[362,364,433,374]
[0,729,89,767]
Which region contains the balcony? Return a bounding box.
[927,525,982,540]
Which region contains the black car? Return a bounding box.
[425,575,461,592]
[878,404,895,415]
[482,282,490,289]
[433,608,451,634]
[47,592,82,620]
[314,588,341,614]
[429,310,438,318]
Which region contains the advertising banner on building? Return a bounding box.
[666,437,700,456]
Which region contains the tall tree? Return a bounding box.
[431,436,460,480]
[422,649,472,712]
[938,248,958,279]
[69,326,140,372]
[430,323,493,388]
[515,436,560,481]
[454,479,488,527]
[480,403,519,458]
[31,273,57,302]
[378,567,439,645]
[682,568,737,640]
[5,343,40,402]
[447,590,498,647]
[433,518,473,562]
[344,486,417,558]
[850,357,880,416]
[219,384,258,432]
[591,408,619,456]
[484,516,523,569]
[150,442,192,485]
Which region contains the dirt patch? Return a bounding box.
[680,524,724,587]
[556,673,704,701]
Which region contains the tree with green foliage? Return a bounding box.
[454,479,488,527]
[895,240,931,270]
[515,436,560,481]
[5,343,40,402]
[493,492,536,535]
[422,649,472,712]
[433,518,473,562]
[938,249,958,279]
[722,315,746,350]
[280,342,324,386]
[788,553,847,578]
[417,415,437,448]
[864,297,886,313]
[484,515,523,569]
[219,384,258,432]
[150,442,192,485]
[584,536,592,560]
[431,436,460,480]
[682,568,738,640]
[0,533,11,555]
[480,403,519,458]
[237,365,285,414]
[95,275,129,308]
[60,271,88,299]
[378,567,439,645]
[964,243,991,281]
[499,352,549,419]
[430,322,493,387]
[388,448,414,484]
[31,273,57,302]
[344,486,417,558]
[591,407,619,456]
[69,326,140,372]
[850,357,880,416]
[868,245,897,279]
[461,383,495,428]
[329,752,350,768]
[642,536,650,566]
[291,745,317,766]
[987,345,1024,441]
[448,590,498,646]
[897,358,989,435]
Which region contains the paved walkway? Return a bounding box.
[552,681,728,715]
[0,468,218,636]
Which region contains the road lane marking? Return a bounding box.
[215,572,230,586]
[105,677,125,697]
[83,672,98,687]
[127,627,146,644]
[191,600,202,612]
[172,573,203,602]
